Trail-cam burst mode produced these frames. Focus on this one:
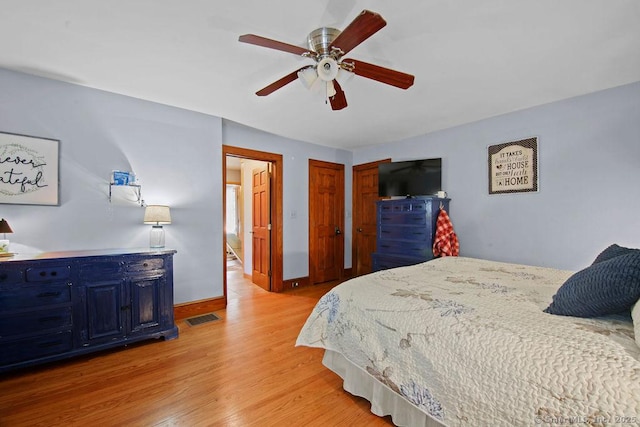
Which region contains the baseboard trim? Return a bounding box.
[174,296,226,320]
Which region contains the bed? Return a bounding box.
[296,255,640,426]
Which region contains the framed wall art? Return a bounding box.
[0,132,60,205]
[488,137,538,195]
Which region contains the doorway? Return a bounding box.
[222,146,284,305]
[225,172,242,264]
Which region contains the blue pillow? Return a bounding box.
[544,251,640,318]
[592,244,638,265]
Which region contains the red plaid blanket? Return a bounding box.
[433,207,459,257]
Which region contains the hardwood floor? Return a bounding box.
[0,259,394,426]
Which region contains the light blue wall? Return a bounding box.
[0,68,353,303]
[354,81,640,270]
[0,68,223,303]
[3,66,638,304]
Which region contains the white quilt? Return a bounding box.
[296,257,640,426]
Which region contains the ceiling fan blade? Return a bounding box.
[330,10,386,55]
[329,80,348,110]
[239,34,313,57]
[256,67,307,96]
[343,59,415,89]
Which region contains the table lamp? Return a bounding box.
[0,218,13,253]
[143,205,171,248]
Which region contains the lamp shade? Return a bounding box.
[143,205,171,225]
[297,66,318,89]
[0,219,13,234]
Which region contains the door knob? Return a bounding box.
[335,226,342,235]
[357,228,363,232]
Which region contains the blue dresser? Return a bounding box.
[372,197,450,271]
[0,248,178,372]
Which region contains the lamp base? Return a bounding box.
[149,225,165,248]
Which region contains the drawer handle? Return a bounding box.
[38,270,58,278]
[37,291,62,298]
[39,316,63,323]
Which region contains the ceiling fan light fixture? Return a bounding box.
[317,57,339,82]
[326,81,337,98]
[336,68,354,86]
[297,66,318,89]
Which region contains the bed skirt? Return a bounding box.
[322,350,446,427]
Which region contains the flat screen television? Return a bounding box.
[378,158,442,198]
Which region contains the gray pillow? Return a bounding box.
[544,251,640,318]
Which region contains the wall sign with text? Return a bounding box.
[488,137,538,195]
[0,132,60,205]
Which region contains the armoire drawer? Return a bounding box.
[376,240,432,258]
[372,253,426,271]
[0,331,73,365]
[0,269,24,285]
[0,282,71,310]
[0,307,73,337]
[127,258,164,272]
[379,212,428,226]
[25,265,71,282]
[79,261,123,280]
[379,225,432,242]
[379,200,427,213]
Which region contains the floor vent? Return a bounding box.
[185,313,221,327]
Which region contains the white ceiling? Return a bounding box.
[1,1,639,150]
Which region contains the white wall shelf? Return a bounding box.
[109,184,142,206]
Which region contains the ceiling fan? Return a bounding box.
[238,10,415,111]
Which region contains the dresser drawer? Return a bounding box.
[0,331,73,365]
[379,200,427,213]
[0,268,24,285]
[379,224,432,242]
[79,261,123,280]
[0,283,71,310]
[0,307,72,337]
[377,239,432,258]
[127,258,164,272]
[379,212,428,226]
[26,265,71,282]
[372,253,427,271]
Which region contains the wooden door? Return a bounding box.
[252,165,271,290]
[352,159,390,277]
[309,160,344,284]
